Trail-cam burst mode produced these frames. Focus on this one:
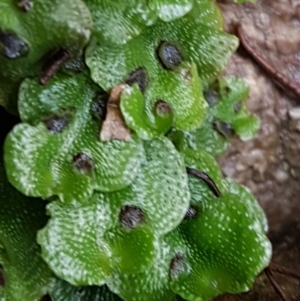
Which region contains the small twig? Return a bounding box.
[237,26,300,99]
[39,49,70,86]
[269,262,300,280]
[265,268,289,301]
[186,167,222,198]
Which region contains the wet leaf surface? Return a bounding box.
[0,0,92,113]
[4,73,144,204]
[0,154,53,301]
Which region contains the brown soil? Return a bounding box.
[215,0,300,300]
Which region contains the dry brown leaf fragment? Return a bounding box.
[100,84,131,141]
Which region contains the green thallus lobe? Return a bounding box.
[0,0,270,301]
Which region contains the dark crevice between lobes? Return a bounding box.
[76,287,85,294]
[0,265,5,287]
[91,94,109,121]
[39,295,52,301]
[125,67,149,94]
[222,86,230,95]
[169,253,186,279]
[73,152,94,174]
[63,57,86,73]
[17,0,33,12]
[43,113,71,134]
[119,205,145,229]
[212,119,235,139]
[186,167,222,198]
[40,49,71,86]
[203,89,219,107]
[0,31,29,59]
[156,41,183,70]
[184,206,198,221]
